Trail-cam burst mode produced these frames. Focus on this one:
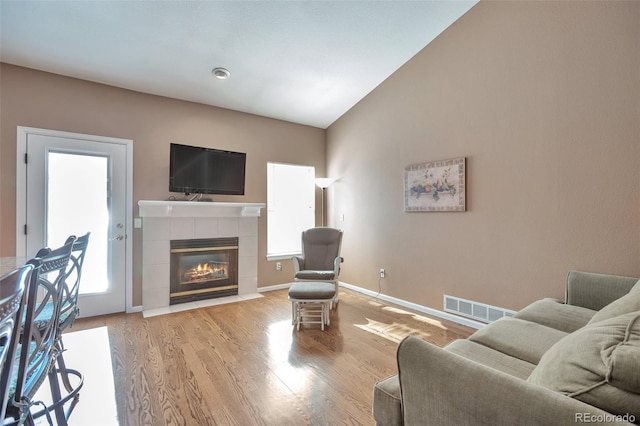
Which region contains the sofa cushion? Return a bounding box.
[468,317,567,365]
[372,375,402,426]
[588,280,640,325]
[528,312,640,419]
[445,339,536,380]
[514,298,596,333]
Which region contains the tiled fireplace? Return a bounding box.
[139,201,265,311]
[170,237,239,305]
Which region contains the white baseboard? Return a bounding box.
[128,305,143,313]
[256,280,485,329]
[258,282,294,293]
[339,281,485,330]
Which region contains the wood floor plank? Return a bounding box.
[64,287,473,425]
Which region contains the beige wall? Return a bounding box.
[327,1,640,311]
[0,64,326,306]
[2,1,639,316]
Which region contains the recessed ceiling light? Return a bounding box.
[211,67,230,80]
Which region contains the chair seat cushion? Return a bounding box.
[33,301,77,331]
[33,300,55,327]
[294,270,336,281]
[10,341,51,399]
[288,282,336,300]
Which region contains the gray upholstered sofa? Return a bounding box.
[373,271,640,425]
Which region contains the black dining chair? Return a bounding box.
[36,233,90,395]
[4,237,75,426]
[58,233,90,337]
[0,263,34,424]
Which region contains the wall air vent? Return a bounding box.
[443,295,515,324]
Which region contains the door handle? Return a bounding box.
[111,234,125,241]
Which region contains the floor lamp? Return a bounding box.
[315,178,335,227]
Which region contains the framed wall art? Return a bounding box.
[404,157,466,212]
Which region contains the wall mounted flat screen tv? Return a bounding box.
[169,143,246,195]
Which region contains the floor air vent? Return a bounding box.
[444,295,515,324]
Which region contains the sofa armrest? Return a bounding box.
[565,270,638,311]
[396,336,631,426]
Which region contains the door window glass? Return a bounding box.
[47,151,109,294]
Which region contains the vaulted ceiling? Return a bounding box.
[0,1,477,129]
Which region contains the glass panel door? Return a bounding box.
[47,151,109,294]
[24,132,128,317]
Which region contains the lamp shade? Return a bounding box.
[315,178,335,189]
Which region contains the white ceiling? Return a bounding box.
[0,1,477,129]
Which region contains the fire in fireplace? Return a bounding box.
[182,260,227,284]
[170,237,238,305]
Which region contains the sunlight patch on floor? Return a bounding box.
[366,300,385,308]
[32,326,118,425]
[381,306,448,330]
[267,319,313,395]
[355,318,432,343]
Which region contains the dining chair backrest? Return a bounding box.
[0,264,33,422]
[59,232,90,331]
[7,237,75,421]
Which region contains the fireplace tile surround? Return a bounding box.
[139,201,266,317]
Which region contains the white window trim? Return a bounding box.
[266,252,301,262]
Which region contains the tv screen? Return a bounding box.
[169,143,246,195]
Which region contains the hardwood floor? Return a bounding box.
[64,287,473,425]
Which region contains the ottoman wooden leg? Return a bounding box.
[325,301,331,326]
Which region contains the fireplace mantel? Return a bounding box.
[138,200,265,218]
[139,200,264,315]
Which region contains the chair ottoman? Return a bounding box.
[288,282,336,331]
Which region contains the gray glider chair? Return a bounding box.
[292,227,343,307]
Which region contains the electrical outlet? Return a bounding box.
[379,268,385,278]
[276,262,282,271]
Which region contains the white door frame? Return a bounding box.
[16,126,135,313]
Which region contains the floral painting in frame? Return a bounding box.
[404,157,466,212]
